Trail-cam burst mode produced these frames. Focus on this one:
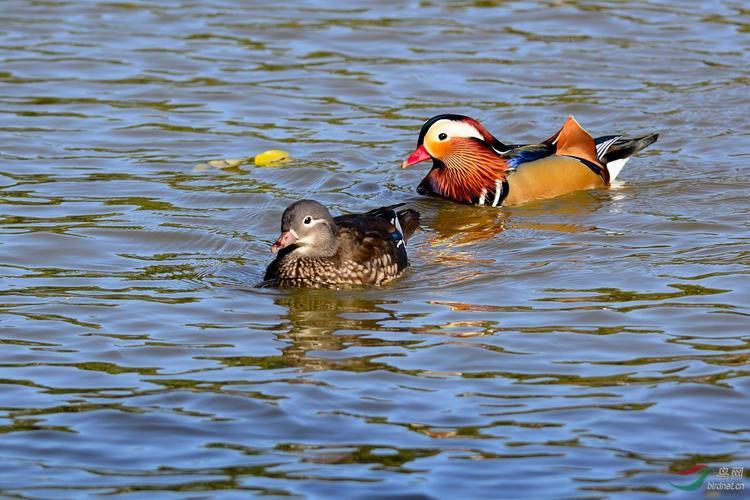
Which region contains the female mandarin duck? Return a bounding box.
[263,200,420,288]
[401,114,658,206]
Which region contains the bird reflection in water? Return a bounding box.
[415,190,602,248]
[420,199,508,245]
[271,289,418,372]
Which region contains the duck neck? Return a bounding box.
[428,154,509,204]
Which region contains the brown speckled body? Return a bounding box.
[270,252,401,288]
[263,205,419,289]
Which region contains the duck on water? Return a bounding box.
[402,114,658,207]
[262,200,420,289]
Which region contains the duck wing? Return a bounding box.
[501,121,658,184]
[335,204,420,241]
[496,117,608,205]
[334,206,421,280]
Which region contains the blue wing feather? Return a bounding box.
[503,144,553,170]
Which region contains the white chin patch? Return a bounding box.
[294,237,314,255]
[607,158,629,181]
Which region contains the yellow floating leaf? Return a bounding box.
[208,159,229,168]
[254,149,290,166]
[204,158,250,169]
[224,158,246,168]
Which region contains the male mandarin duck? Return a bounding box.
[263,200,420,288]
[401,114,658,206]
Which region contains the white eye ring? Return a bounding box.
[303,216,312,225]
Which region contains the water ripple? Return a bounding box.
[1,0,749,497]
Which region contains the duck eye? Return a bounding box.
[438,132,448,141]
[303,216,312,225]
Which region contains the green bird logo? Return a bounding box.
[670,464,711,491]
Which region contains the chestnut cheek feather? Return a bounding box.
[436,139,455,159]
[429,139,510,204]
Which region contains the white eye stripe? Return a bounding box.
[303,218,327,227]
[428,119,483,142]
[424,119,484,157]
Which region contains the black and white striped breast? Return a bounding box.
[474,178,509,207]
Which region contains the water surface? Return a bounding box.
[1,0,749,497]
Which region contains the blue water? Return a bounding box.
[1,1,749,497]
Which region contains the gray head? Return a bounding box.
[271,199,338,257]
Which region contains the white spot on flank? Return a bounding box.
[478,189,487,205]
